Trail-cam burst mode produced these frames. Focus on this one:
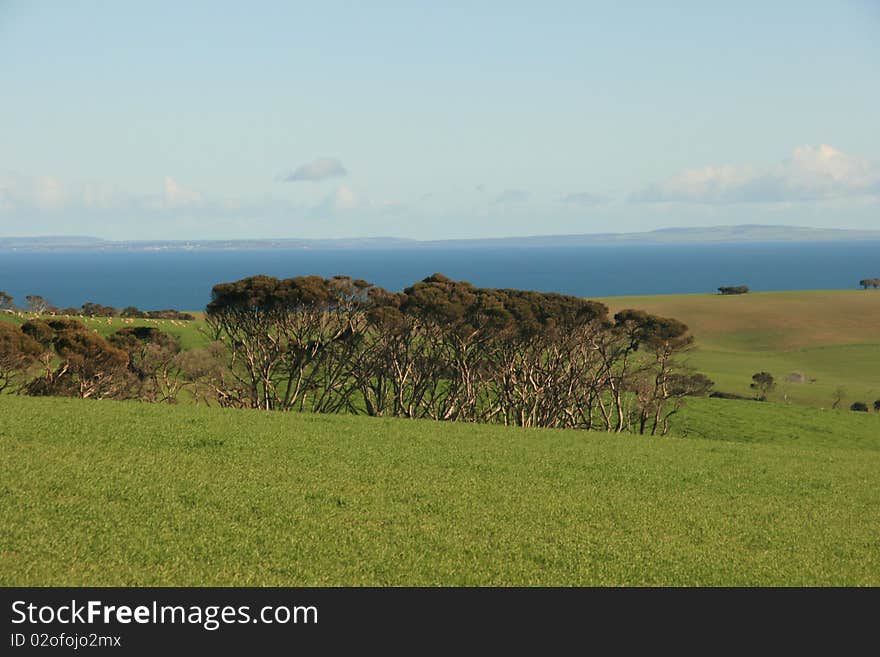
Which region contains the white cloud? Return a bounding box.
[0,172,69,211]
[0,172,209,214]
[312,185,367,216]
[163,176,202,207]
[632,145,880,204]
[0,173,77,211]
[35,176,68,210]
[280,157,347,182]
[309,186,409,218]
[331,185,360,210]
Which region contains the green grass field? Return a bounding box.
[2,290,878,585]
[601,290,880,407]
[1,394,878,586]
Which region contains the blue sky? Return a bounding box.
[1,1,878,240]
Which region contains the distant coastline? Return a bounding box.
[3,225,880,252]
[2,239,878,310]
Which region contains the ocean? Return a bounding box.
[1,241,878,310]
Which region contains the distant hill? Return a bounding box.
[420,225,880,248]
[3,225,880,251]
[0,235,107,250]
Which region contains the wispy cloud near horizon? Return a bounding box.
[632,145,880,204]
[279,158,348,183]
[0,172,212,214]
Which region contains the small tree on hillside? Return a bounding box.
[0,291,14,311]
[750,371,775,401]
[25,295,55,314]
[850,401,869,412]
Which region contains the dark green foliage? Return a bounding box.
[22,318,130,399]
[6,275,706,434]
[205,273,706,434]
[81,302,120,317]
[850,402,869,412]
[718,286,749,295]
[10,295,194,320]
[750,371,775,400]
[0,323,43,391]
[709,391,753,401]
[76,302,194,320]
[108,327,184,402]
[20,318,57,345]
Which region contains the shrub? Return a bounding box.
[718,286,749,295]
[22,318,130,400]
[750,371,775,400]
[709,391,752,401]
[0,323,44,392]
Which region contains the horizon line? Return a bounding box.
[4,223,880,246]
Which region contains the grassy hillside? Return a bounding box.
[601,290,880,407]
[1,394,878,586]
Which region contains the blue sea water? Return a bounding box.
[0,241,878,310]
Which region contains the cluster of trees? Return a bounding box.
[1,294,58,314]
[718,285,749,295]
[201,274,712,434]
[0,290,194,320]
[0,319,188,402]
[0,274,713,434]
[81,304,195,320]
[746,371,879,414]
[858,278,880,290]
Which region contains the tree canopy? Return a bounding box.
[204,273,709,434]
